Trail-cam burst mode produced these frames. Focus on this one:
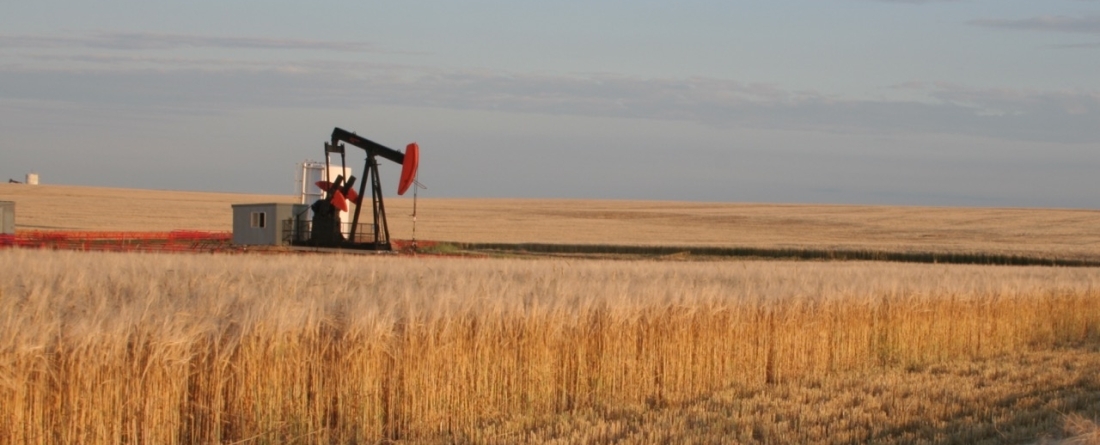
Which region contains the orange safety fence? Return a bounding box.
[1,231,439,256]
[1,230,234,253]
[391,239,440,251]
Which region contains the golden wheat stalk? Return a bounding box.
[1,249,1098,443]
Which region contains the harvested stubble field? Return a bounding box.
[2,249,1100,444]
[2,183,1099,261]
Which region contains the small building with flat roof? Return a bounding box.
[231,203,309,246]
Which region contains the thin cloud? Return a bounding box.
[0,32,380,52]
[1050,42,1100,49]
[1,65,1097,144]
[371,72,1099,143]
[866,0,965,3]
[970,14,1100,35]
[18,52,409,73]
[897,81,1099,115]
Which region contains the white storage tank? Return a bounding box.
[299,161,353,236]
[25,173,38,185]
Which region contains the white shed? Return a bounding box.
[231,203,309,246]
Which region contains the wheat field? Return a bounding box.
[2,249,1099,444]
[2,183,1098,260]
[4,183,1100,443]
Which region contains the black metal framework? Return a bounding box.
[283,218,374,246]
[292,127,405,251]
[348,153,391,250]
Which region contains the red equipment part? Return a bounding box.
[398,143,420,196]
[331,190,348,212]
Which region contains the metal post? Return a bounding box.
[371,158,391,249]
[349,153,371,244]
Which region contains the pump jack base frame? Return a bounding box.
[292,153,393,251]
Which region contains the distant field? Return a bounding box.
[0,183,295,232]
[2,183,1098,260]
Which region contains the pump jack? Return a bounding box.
[297,127,419,251]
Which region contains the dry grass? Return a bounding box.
[2,249,1099,444]
[2,183,1098,261]
[470,348,1100,445]
[1056,414,1100,445]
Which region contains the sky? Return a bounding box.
[1,0,1098,208]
